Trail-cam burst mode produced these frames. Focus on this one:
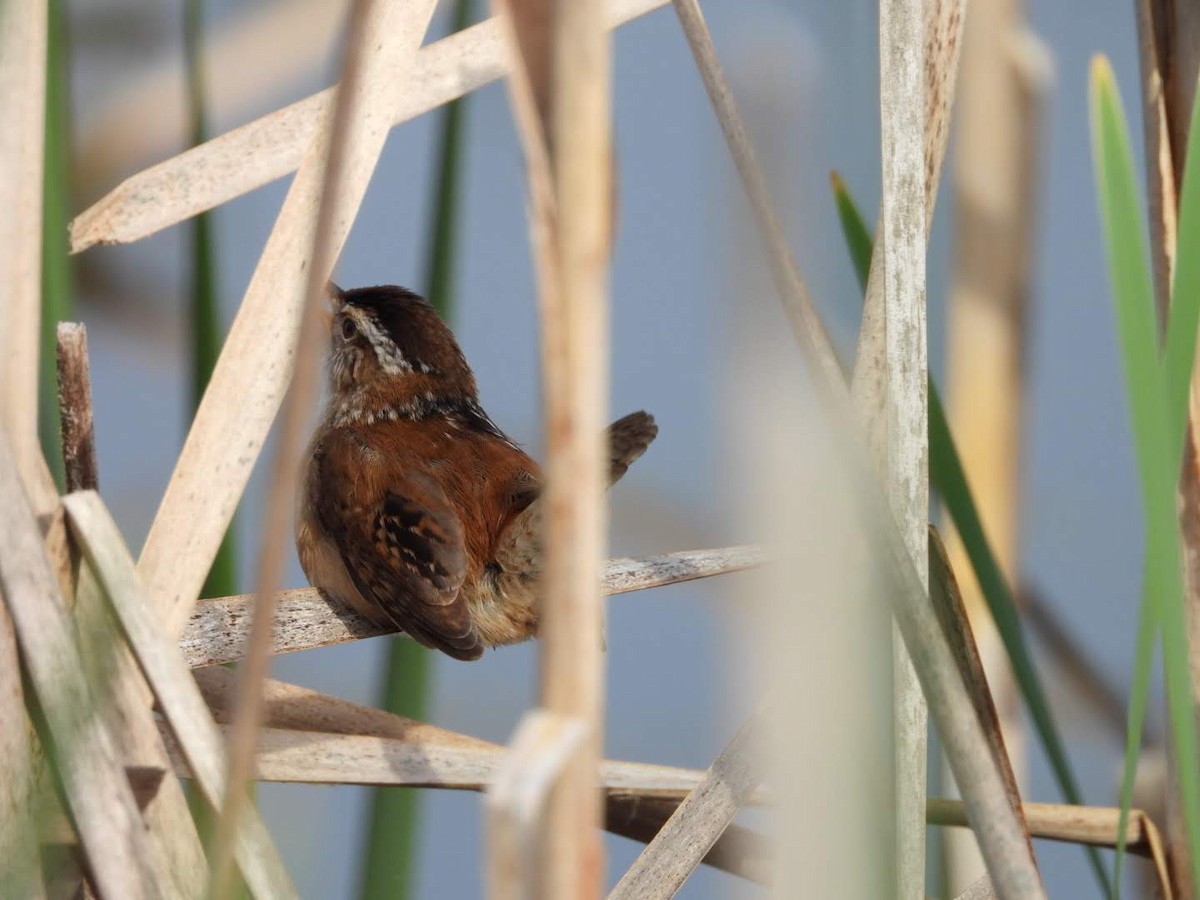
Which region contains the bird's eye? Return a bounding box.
[341,318,356,340]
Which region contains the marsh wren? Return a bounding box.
[296,284,657,660]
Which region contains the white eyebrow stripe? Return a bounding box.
[349,308,411,375]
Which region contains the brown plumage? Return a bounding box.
[296,284,657,660]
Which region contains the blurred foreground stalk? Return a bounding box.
[358,2,472,897]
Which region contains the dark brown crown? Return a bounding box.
[339,285,477,398]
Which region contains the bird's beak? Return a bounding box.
[326,281,345,313]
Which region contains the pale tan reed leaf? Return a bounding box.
[162,723,759,802]
[180,546,764,668]
[0,433,159,899]
[63,491,298,900]
[75,0,351,202]
[135,0,436,642]
[69,0,668,253]
[190,668,767,882]
[608,704,765,900]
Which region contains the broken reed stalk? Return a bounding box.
[209,0,441,894]
[63,491,297,899]
[55,323,98,492]
[940,4,1050,889]
[58,336,207,893]
[669,1,1043,894]
[608,704,764,899]
[877,0,930,892]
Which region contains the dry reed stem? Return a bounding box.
[0,433,159,899]
[501,0,616,891]
[851,0,966,437]
[133,0,434,643]
[608,704,764,900]
[928,797,1174,898]
[1134,4,1200,892]
[0,0,55,516]
[486,710,589,899]
[209,1,437,895]
[940,11,1051,889]
[671,2,1042,895]
[0,12,48,878]
[181,545,763,667]
[669,0,843,392]
[75,0,352,201]
[62,492,297,899]
[877,0,930,892]
[189,667,765,881]
[69,0,667,253]
[56,324,99,492]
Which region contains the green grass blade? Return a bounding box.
[40,0,72,488]
[358,3,472,898]
[831,171,1111,893]
[184,0,236,600]
[1090,54,1200,894]
[830,170,873,295]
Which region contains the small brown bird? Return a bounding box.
[296,284,657,660]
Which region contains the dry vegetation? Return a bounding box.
[3,0,1200,897]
